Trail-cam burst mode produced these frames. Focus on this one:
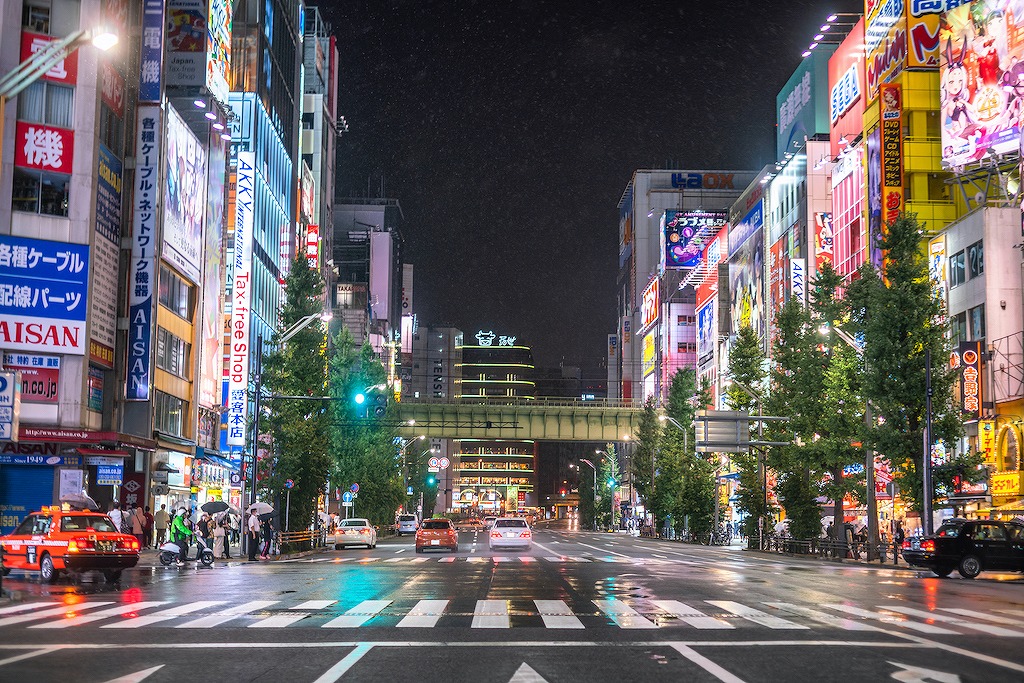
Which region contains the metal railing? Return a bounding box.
[750,535,905,565]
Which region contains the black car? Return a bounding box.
[901,518,1024,578]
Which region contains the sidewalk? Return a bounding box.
[135,539,335,567]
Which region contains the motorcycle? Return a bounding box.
[159,536,215,567]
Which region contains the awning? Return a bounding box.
[76,448,131,458]
[196,448,239,471]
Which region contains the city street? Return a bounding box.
[0,521,1022,682]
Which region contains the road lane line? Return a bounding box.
[942,608,1024,628]
[396,600,449,628]
[31,601,167,628]
[669,644,747,683]
[312,644,374,683]
[472,600,510,628]
[322,600,392,628]
[103,601,226,628]
[0,648,60,667]
[593,600,658,629]
[176,600,278,628]
[566,540,631,558]
[534,600,584,629]
[0,602,54,615]
[0,602,113,628]
[394,549,406,553]
[881,605,1024,637]
[650,600,733,629]
[764,602,879,631]
[705,601,808,630]
[823,604,958,635]
[568,556,592,562]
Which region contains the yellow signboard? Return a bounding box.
[979,420,996,464]
[991,471,1022,499]
[642,332,656,377]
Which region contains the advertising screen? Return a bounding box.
[866,126,883,269]
[163,105,208,283]
[206,0,231,103]
[641,332,656,377]
[768,237,788,328]
[697,298,716,363]
[696,227,726,309]
[940,2,1024,166]
[729,220,765,343]
[829,19,866,159]
[776,48,835,160]
[663,210,727,269]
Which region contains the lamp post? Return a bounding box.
[724,376,769,550]
[0,26,118,170]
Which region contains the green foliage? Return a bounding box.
[846,213,963,513]
[327,327,405,526]
[595,444,621,529]
[578,460,595,529]
[261,255,330,531]
[630,398,660,524]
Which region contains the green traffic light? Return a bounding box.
[427,476,436,486]
[354,393,365,404]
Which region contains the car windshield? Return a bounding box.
[399,515,416,522]
[341,519,368,527]
[495,519,528,528]
[936,523,963,538]
[61,516,117,533]
[422,520,450,530]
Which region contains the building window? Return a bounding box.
[967,240,984,279]
[969,304,985,341]
[154,390,187,437]
[158,265,195,320]
[949,250,966,287]
[676,315,695,326]
[17,82,74,128]
[22,3,50,33]
[952,312,967,346]
[98,104,123,157]
[11,168,68,215]
[156,327,191,379]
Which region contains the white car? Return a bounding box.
[488,517,532,551]
[397,514,419,536]
[335,518,377,548]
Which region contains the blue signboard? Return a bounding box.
[139,0,164,102]
[96,144,123,245]
[0,235,90,355]
[0,454,82,466]
[97,464,124,486]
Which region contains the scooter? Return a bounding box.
[159,536,215,567]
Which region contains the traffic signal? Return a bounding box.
[560,488,567,497]
[354,393,366,405]
[426,475,436,486]
[371,391,388,418]
[607,478,617,489]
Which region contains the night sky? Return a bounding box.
[322,1,864,371]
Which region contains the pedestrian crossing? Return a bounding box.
[1,597,1022,636]
[274,555,717,566]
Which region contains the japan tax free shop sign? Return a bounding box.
[0,235,90,355]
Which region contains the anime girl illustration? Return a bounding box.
[942,37,978,139]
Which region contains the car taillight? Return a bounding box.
[491,531,502,539]
[921,540,935,552]
[901,540,911,550]
[360,528,370,533]
[68,537,94,552]
[520,531,531,538]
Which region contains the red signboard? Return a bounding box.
[951,341,984,421]
[20,31,78,85]
[640,278,659,331]
[695,227,726,309]
[100,62,125,118]
[306,224,319,268]
[14,121,74,174]
[828,19,866,159]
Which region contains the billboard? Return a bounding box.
[163,105,207,284]
[226,151,256,447]
[866,126,884,269]
[880,83,904,230]
[939,2,1024,167]
[729,204,765,342]
[663,210,727,269]
[139,0,164,102]
[952,341,984,421]
[14,121,73,174]
[697,298,716,363]
[640,278,660,331]
[641,332,656,377]
[768,237,788,327]
[199,137,226,409]
[776,47,835,160]
[91,144,122,357]
[928,234,947,304]
[207,0,231,103]
[695,226,726,309]
[20,31,78,85]
[829,19,867,158]
[0,235,89,355]
[813,212,835,273]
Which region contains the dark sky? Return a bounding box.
[321,0,863,369]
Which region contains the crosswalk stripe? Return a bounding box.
[518,557,536,563]
[437,557,456,563]
[294,600,336,610]
[534,600,584,629]
[176,601,278,628]
[322,600,391,628]
[568,556,591,562]
[764,602,879,631]
[823,604,958,635]
[305,558,332,563]
[384,557,406,562]
[410,557,428,563]
[492,557,513,563]
[544,556,567,562]
[396,600,449,628]
[0,601,113,628]
[249,600,337,628]
[472,600,509,628]
[356,558,379,564]
[0,602,54,616]
[881,605,1024,637]
[706,601,808,630]
[650,600,733,629]
[942,607,1024,628]
[30,602,167,629]
[103,601,226,628]
[593,599,658,629]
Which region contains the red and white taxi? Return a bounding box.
[0,506,141,583]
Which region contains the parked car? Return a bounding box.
[0,506,140,583]
[397,514,419,536]
[901,518,1024,578]
[488,517,532,551]
[416,518,458,553]
[335,518,377,549]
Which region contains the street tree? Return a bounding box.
[260,255,331,531]
[630,397,660,526]
[595,444,621,530]
[846,213,968,516]
[578,461,595,530]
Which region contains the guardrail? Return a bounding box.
[277,529,329,553]
[749,536,905,565]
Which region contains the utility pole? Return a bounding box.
[923,349,935,536]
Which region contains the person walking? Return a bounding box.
[108,501,125,534]
[247,513,260,562]
[130,504,147,548]
[154,504,169,548]
[213,514,226,559]
[143,506,155,549]
[170,507,192,566]
[197,513,212,555]
[220,513,233,558]
[260,516,275,560]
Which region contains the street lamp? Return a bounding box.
[0,26,118,165]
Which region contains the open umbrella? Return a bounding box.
[248,502,274,515]
[201,501,230,514]
[60,491,99,511]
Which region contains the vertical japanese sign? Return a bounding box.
[91,144,122,361]
[952,341,983,422]
[226,151,255,447]
[813,212,834,273]
[306,224,320,268]
[139,0,164,102]
[879,83,904,228]
[127,106,161,400]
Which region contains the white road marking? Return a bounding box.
[467,556,485,563]
[518,556,536,563]
[103,601,226,628]
[396,600,449,628]
[437,556,456,563]
[0,602,55,615]
[534,600,584,629]
[650,600,733,629]
[593,600,658,629]
[472,600,510,628]
[322,600,392,628]
[249,601,337,628]
[0,648,61,667]
[31,601,167,629]
[764,602,879,631]
[670,643,747,683]
[508,662,549,683]
[941,607,1024,628]
[99,664,164,683]
[823,604,958,635]
[568,556,592,562]
[394,549,406,553]
[493,556,513,562]
[881,605,1024,637]
[568,540,631,558]
[176,600,278,628]
[543,556,567,562]
[706,601,808,630]
[0,601,113,628]
[304,558,332,563]
[312,643,374,683]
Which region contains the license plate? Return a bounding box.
[430,539,440,545]
[911,540,920,551]
[97,541,113,552]
[505,532,515,538]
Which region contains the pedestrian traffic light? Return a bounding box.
[354,393,366,405]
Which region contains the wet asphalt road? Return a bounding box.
[1,519,1023,682]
